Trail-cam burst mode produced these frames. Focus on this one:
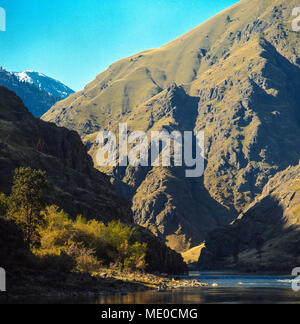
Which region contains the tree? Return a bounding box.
[7,167,48,246]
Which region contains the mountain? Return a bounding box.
[0,86,131,223]
[14,71,74,100]
[198,162,300,272]
[0,68,74,117]
[0,86,186,273]
[43,0,300,253]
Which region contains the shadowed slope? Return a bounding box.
[198,162,300,272]
[0,86,132,223]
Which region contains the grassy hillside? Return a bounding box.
[43,0,300,253]
[182,244,205,264]
[44,0,299,134]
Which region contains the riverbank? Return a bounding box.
[0,267,208,302]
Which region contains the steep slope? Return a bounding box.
[198,162,300,272]
[193,37,300,213]
[0,86,186,274]
[43,0,300,252]
[14,71,74,100]
[0,86,131,223]
[44,0,299,134]
[182,244,205,264]
[85,84,233,251]
[0,68,73,117]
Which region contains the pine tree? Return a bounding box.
[7,167,48,246]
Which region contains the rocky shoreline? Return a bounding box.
[0,268,208,303]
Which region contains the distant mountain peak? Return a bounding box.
[13,70,74,100]
[0,67,74,116]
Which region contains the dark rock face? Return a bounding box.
[198,163,300,272]
[138,227,187,274]
[196,38,300,214]
[0,86,132,223]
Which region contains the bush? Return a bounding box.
[65,243,101,274]
[34,248,75,273]
[38,205,73,249]
[75,255,101,273]
[35,205,148,272]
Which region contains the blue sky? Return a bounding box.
[0,0,238,90]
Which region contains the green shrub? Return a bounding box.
[64,242,101,273]
[36,206,148,272]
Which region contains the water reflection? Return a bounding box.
[92,287,300,304]
[91,272,300,304]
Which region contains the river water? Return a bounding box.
[90,272,300,304]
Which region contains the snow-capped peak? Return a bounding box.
[13,71,74,100]
[16,71,34,84]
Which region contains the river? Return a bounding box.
[89,271,300,304]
